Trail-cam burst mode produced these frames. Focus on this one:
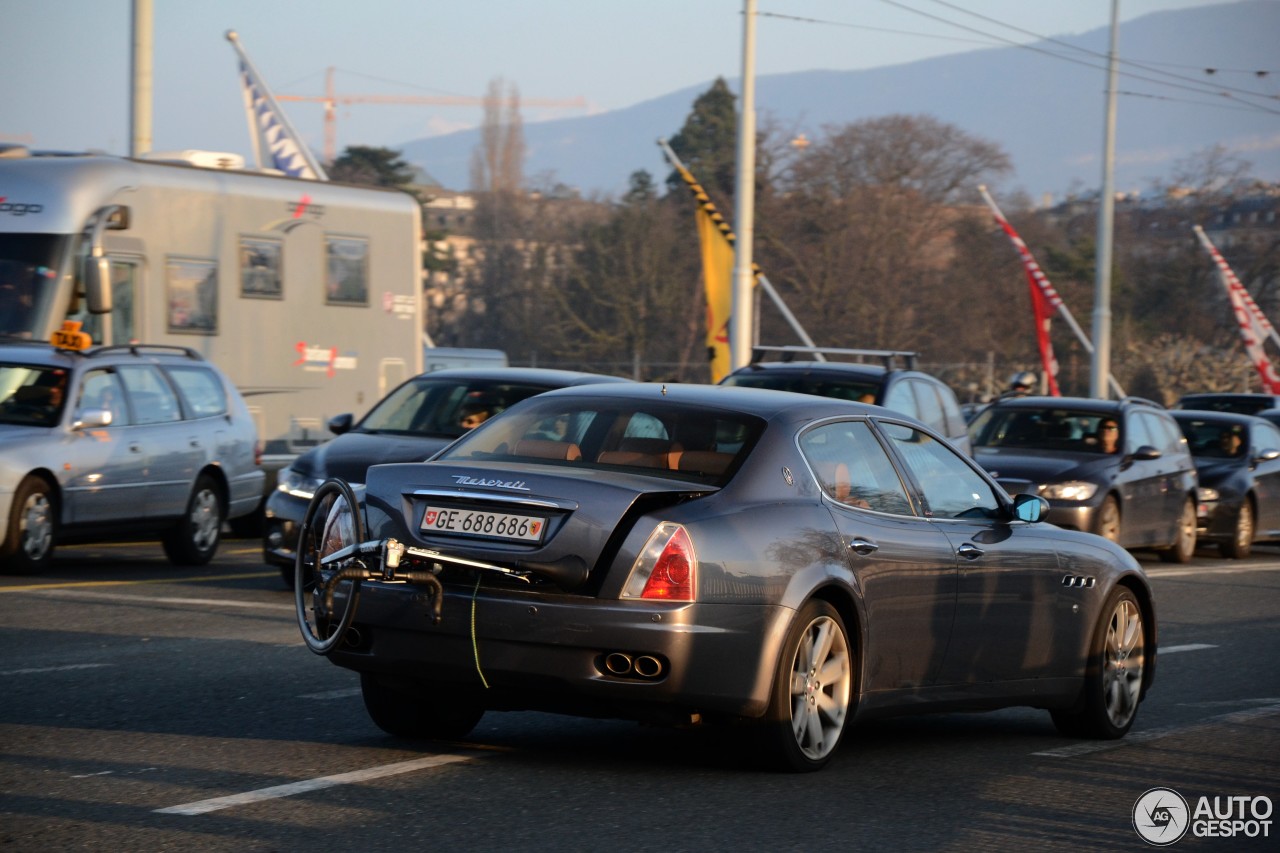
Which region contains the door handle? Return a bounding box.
[129,443,143,454]
[848,538,879,556]
[957,543,984,560]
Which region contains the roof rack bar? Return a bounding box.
[89,344,204,361]
[750,345,919,371]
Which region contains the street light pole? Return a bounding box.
[130,0,153,157]
[731,0,758,371]
[1091,0,1120,399]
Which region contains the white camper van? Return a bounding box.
[0,147,424,510]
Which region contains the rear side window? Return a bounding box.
[117,365,182,424]
[166,366,228,418]
[799,420,915,515]
[882,380,919,419]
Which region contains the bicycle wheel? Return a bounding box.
[295,478,366,654]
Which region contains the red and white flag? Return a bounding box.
[979,188,1061,395]
[1194,225,1280,393]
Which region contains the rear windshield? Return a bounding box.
[969,406,1117,454]
[359,377,559,439]
[1178,397,1271,415]
[721,371,880,404]
[438,397,766,486]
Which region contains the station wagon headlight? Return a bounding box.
[277,467,324,499]
[1038,481,1098,502]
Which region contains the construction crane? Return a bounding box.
[278,67,589,164]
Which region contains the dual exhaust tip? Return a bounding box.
[603,651,665,679]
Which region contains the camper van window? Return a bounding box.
[240,237,283,299]
[166,258,218,334]
[73,259,138,345]
[326,236,368,305]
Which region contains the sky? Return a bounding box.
[1,0,1248,165]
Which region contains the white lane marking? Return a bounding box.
[155,753,480,815]
[33,589,292,611]
[299,687,362,700]
[1,663,113,676]
[1180,698,1280,708]
[1147,562,1280,578]
[1033,702,1280,758]
[1160,644,1217,654]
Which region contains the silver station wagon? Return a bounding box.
[0,338,264,572]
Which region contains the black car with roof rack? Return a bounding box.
[718,346,972,454]
[968,395,1198,561]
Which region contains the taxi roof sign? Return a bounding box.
[51,321,93,352]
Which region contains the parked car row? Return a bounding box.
[1,335,1258,772]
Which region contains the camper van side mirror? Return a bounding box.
[82,204,129,315]
[84,255,113,314]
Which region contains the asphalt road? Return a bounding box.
[1,538,1277,852]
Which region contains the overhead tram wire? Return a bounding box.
[920,0,1280,106]
[760,4,1280,118]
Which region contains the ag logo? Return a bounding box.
[1134,787,1190,845]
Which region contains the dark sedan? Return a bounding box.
[294,384,1156,772]
[1172,410,1280,558]
[263,367,629,584]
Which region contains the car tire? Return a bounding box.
[162,475,224,566]
[360,673,484,740]
[1220,499,1254,560]
[1157,498,1196,564]
[1050,586,1145,739]
[757,599,854,772]
[1093,495,1122,545]
[0,476,56,575]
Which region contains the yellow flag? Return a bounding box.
[696,203,735,382]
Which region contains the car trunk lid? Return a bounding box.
[363,461,716,589]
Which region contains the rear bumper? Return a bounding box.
[325,581,792,720]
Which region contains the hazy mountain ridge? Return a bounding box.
[400,1,1280,199]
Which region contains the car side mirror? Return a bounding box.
[1131,444,1161,461]
[1011,492,1049,523]
[1255,448,1280,463]
[328,413,354,436]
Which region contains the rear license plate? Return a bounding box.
[421,506,546,542]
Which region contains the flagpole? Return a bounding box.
[658,139,824,361]
[978,186,1125,397]
[1193,225,1280,351]
[1194,225,1280,392]
[730,0,758,371]
[226,30,328,180]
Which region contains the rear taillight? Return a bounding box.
[621,522,697,602]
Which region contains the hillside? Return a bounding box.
[399,0,1280,200]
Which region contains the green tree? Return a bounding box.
[666,77,738,207]
[327,145,416,189]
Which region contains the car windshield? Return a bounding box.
[721,371,880,403]
[438,397,766,486]
[0,363,70,427]
[1176,418,1247,459]
[969,406,1118,454]
[358,377,561,439]
[0,234,70,340]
